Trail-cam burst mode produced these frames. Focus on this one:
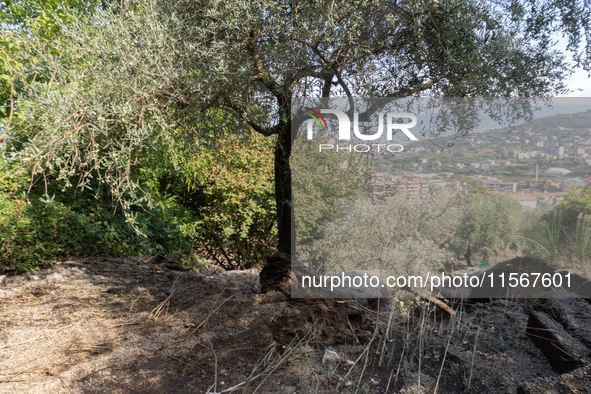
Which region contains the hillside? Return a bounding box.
[375,110,591,181]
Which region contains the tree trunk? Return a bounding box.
[260,98,294,293]
[275,119,293,257]
[465,247,473,267]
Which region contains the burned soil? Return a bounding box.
[1,257,590,393]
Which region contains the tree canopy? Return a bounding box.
[450,193,523,266]
[2,0,590,280]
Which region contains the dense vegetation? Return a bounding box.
[1,0,590,276]
[0,115,276,271]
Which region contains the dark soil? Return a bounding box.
[0,256,590,393]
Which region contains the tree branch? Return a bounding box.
[223,97,274,136]
[247,30,281,96]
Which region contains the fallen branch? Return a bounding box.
[422,297,455,316]
[109,319,147,329]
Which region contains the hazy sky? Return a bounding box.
[556,35,590,97]
[564,67,591,97]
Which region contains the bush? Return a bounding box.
[143,123,277,270]
[528,187,591,265]
[0,167,191,272]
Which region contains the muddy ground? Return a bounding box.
[0,256,589,393]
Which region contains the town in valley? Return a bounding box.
[370,110,591,211]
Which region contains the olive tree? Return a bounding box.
[165,0,589,286]
[3,0,590,287]
[309,193,460,279]
[450,194,524,266]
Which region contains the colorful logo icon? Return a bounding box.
[303,108,328,131]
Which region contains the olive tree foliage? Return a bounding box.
[0,0,113,123]
[165,0,583,259]
[2,3,277,267]
[449,193,523,266]
[2,3,188,224]
[308,193,460,283]
[2,0,590,274]
[291,135,372,245]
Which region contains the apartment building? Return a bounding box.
[473,178,517,193]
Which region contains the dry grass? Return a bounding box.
[0,257,576,393]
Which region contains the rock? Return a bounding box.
[46,273,63,282]
[559,270,591,299]
[322,349,340,364]
[537,298,591,349]
[518,365,591,394]
[0,275,6,287]
[526,310,588,373]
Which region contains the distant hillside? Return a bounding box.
[374,109,591,181]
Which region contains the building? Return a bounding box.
[472,178,517,193]
[429,180,462,194]
[544,167,571,175]
[546,146,564,156]
[542,179,562,193]
[514,151,531,160]
[507,150,536,160]
[394,176,429,200]
[507,193,565,212]
[563,178,588,191]
[370,182,390,198]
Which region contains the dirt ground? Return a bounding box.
[0,256,588,393]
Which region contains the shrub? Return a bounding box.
[0,167,190,272]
